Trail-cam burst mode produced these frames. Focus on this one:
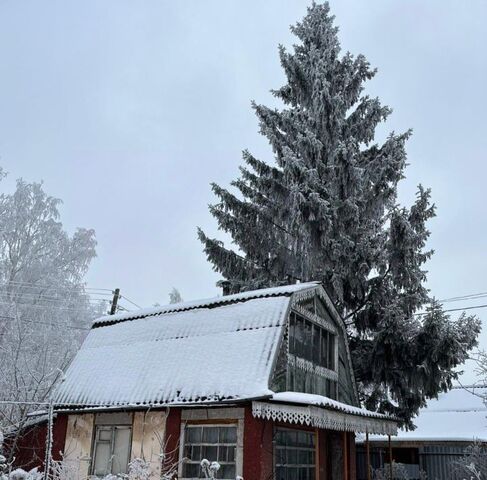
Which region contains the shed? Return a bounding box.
[356,385,487,480]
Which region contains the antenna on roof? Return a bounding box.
[109,288,120,315]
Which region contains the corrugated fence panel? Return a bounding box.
[356,444,469,480]
[420,445,466,480]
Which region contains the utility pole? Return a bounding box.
[110,288,120,315]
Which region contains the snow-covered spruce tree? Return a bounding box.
[198,2,480,427]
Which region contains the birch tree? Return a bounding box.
[0,174,97,463]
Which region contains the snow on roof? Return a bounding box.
[55,288,304,407]
[367,385,487,442]
[93,282,320,327]
[270,392,396,421]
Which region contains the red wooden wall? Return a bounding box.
[6,413,68,471]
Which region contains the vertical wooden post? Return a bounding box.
[343,432,349,480]
[315,429,320,480]
[43,399,54,480]
[388,435,393,480]
[110,288,120,315]
[366,431,371,480]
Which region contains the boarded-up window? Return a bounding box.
[92,425,131,476]
[182,425,237,479]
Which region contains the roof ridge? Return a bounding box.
[92,282,320,328]
[452,384,487,389]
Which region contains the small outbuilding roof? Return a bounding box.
[366,385,487,443]
[54,283,320,407]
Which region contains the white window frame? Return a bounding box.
[178,408,244,480]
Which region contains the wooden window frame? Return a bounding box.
[273,426,318,480]
[178,409,244,480]
[91,424,132,477]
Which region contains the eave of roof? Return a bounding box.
[270,392,397,422]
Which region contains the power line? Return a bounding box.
[0,300,98,314]
[439,292,487,303]
[415,303,487,316]
[120,295,142,309]
[2,280,112,290]
[0,315,90,331]
[0,292,111,304]
[0,286,112,297]
[0,281,144,313]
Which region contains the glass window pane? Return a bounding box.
[93,442,111,476]
[287,448,297,465]
[288,365,295,391]
[191,445,201,461]
[299,318,306,358]
[289,314,296,355]
[276,466,287,480]
[219,446,228,461]
[219,426,237,443]
[321,330,328,368]
[312,325,320,364]
[276,447,286,465]
[284,429,296,446]
[183,462,200,478]
[298,431,313,447]
[328,334,335,370]
[202,427,219,443]
[303,321,312,361]
[295,368,305,393]
[184,444,192,458]
[112,427,131,475]
[186,426,202,443]
[220,464,236,479]
[202,445,218,461]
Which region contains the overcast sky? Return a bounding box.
[0,1,486,374]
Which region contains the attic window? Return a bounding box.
[289,312,335,370]
[286,312,338,399]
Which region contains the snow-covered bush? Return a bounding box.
[200,459,220,479]
[0,454,7,480]
[124,458,151,480]
[50,456,82,480]
[372,462,427,480]
[7,469,42,480]
[452,442,487,479]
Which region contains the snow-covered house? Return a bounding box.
[356,385,487,480]
[40,282,396,479]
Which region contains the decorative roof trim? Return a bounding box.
[252,401,397,436]
[291,304,338,334]
[288,354,338,381]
